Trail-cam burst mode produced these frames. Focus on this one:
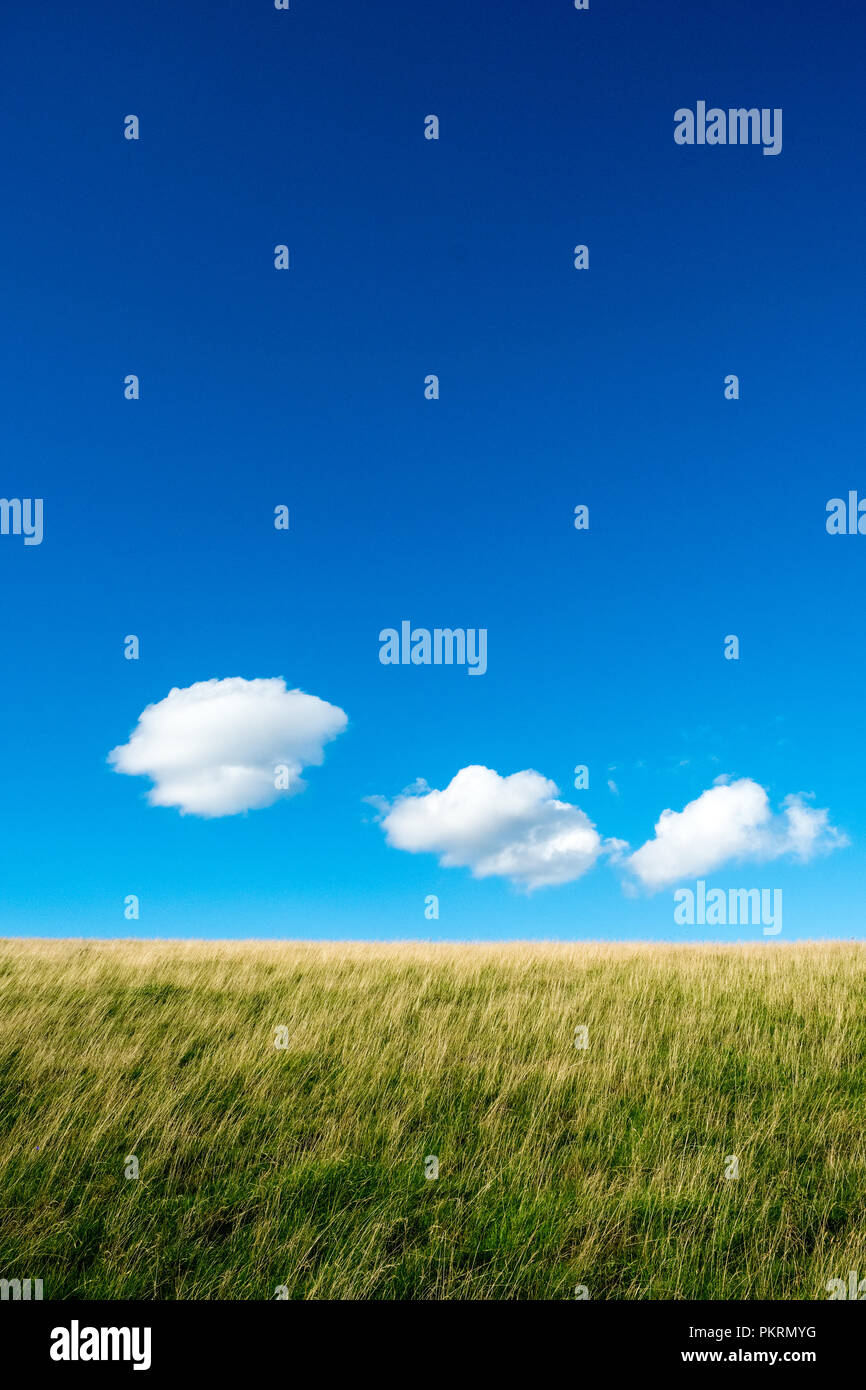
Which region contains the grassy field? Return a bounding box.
[0,938,863,1300]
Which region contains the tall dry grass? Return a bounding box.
[0,939,863,1298]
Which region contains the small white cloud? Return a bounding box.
[109,676,348,817]
[374,764,624,890]
[625,777,847,891]
[607,779,619,795]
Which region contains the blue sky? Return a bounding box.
[1,0,863,941]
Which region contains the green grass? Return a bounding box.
[0,938,864,1299]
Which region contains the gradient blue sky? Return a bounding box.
[2,0,864,940]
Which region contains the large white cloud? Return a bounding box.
[109,677,348,817]
[625,777,847,891]
[375,765,624,890]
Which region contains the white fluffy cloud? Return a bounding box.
[109,677,348,817]
[375,765,623,890]
[625,777,847,891]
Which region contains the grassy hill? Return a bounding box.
[0,938,863,1299]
